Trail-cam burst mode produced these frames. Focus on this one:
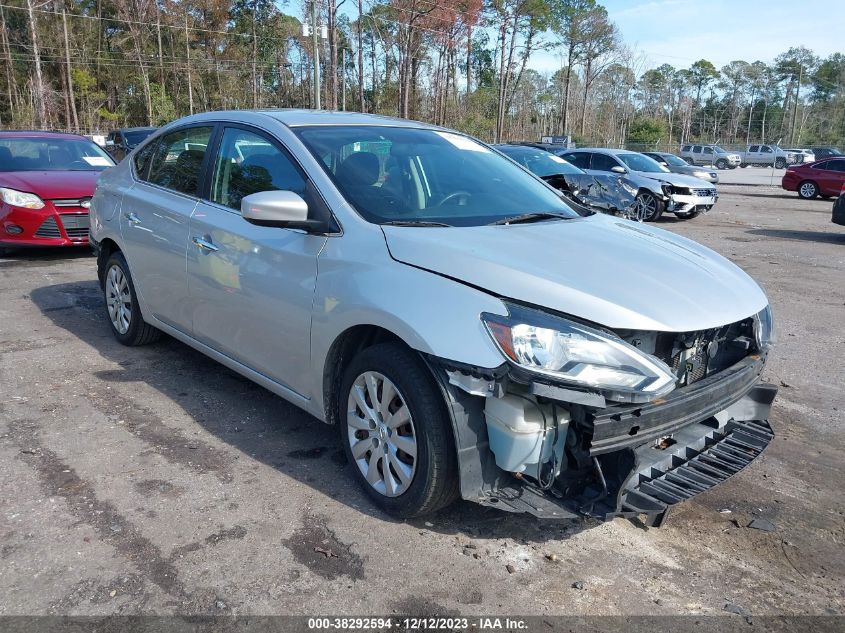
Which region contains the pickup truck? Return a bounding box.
[738,145,800,169]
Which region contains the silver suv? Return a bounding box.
[90,110,776,525]
[679,144,742,169]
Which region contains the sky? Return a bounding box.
[527,0,845,74]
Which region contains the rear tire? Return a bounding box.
[798,180,819,199]
[636,190,664,222]
[102,251,161,346]
[339,342,459,518]
[685,157,696,165]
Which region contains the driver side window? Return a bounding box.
[210,128,306,212]
[591,153,619,172]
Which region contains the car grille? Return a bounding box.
[34,217,62,238]
[59,213,89,240]
[693,188,715,197]
[51,198,91,208]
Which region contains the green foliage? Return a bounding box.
[626,117,665,146]
[149,84,177,126]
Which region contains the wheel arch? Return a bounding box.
[96,237,122,288]
[322,324,412,426]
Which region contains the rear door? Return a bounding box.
[186,124,327,398]
[119,125,214,333]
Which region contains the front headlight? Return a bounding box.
[753,304,775,352]
[693,171,711,179]
[482,304,677,403]
[0,187,45,209]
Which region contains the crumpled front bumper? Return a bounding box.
[430,354,776,526]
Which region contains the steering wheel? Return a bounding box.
[437,190,472,207]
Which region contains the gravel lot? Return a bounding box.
[1,185,843,617]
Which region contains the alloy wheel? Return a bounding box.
[636,193,657,221]
[799,182,817,199]
[346,371,417,498]
[106,264,132,334]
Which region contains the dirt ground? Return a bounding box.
[1,185,843,618]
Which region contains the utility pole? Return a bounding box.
[790,64,802,146]
[311,1,321,110]
[341,48,346,111]
[185,10,194,115]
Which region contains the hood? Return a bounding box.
[382,214,768,332]
[0,170,102,200]
[673,164,713,177]
[634,170,715,189]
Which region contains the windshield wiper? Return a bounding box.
[381,220,451,227]
[489,212,571,226]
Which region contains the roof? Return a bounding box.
[112,126,157,133]
[0,130,91,141]
[564,147,638,155]
[170,109,445,130]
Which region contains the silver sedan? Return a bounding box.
[89,110,775,525]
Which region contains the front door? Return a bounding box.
[119,125,214,332]
[186,126,326,398]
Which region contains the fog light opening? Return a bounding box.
[5,224,23,235]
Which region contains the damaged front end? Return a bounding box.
[427,304,776,526]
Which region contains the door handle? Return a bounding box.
[192,236,219,252]
[124,212,141,225]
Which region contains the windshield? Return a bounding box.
[618,153,669,173]
[495,146,584,177]
[123,130,154,147]
[659,154,688,167]
[295,126,579,226]
[0,137,115,172]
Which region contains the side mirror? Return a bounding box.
[610,165,626,174]
[241,190,325,232]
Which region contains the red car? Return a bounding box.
[782,157,845,199]
[0,131,115,254]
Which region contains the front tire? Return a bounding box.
[798,180,818,199]
[775,158,787,169]
[102,251,161,346]
[339,343,459,518]
[636,190,664,222]
[674,209,700,220]
[715,158,728,170]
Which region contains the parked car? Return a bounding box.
[0,131,115,254]
[105,127,157,162]
[784,148,816,164]
[809,147,842,160]
[738,144,799,169]
[832,182,845,227]
[494,144,637,217]
[642,151,719,184]
[781,158,845,199]
[90,111,776,525]
[558,148,717,221]
[679,144,741,169]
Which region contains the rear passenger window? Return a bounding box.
[693,146,701,153]
[146,126,213,196]
[749,145,759,152]
[210,127,306,211]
